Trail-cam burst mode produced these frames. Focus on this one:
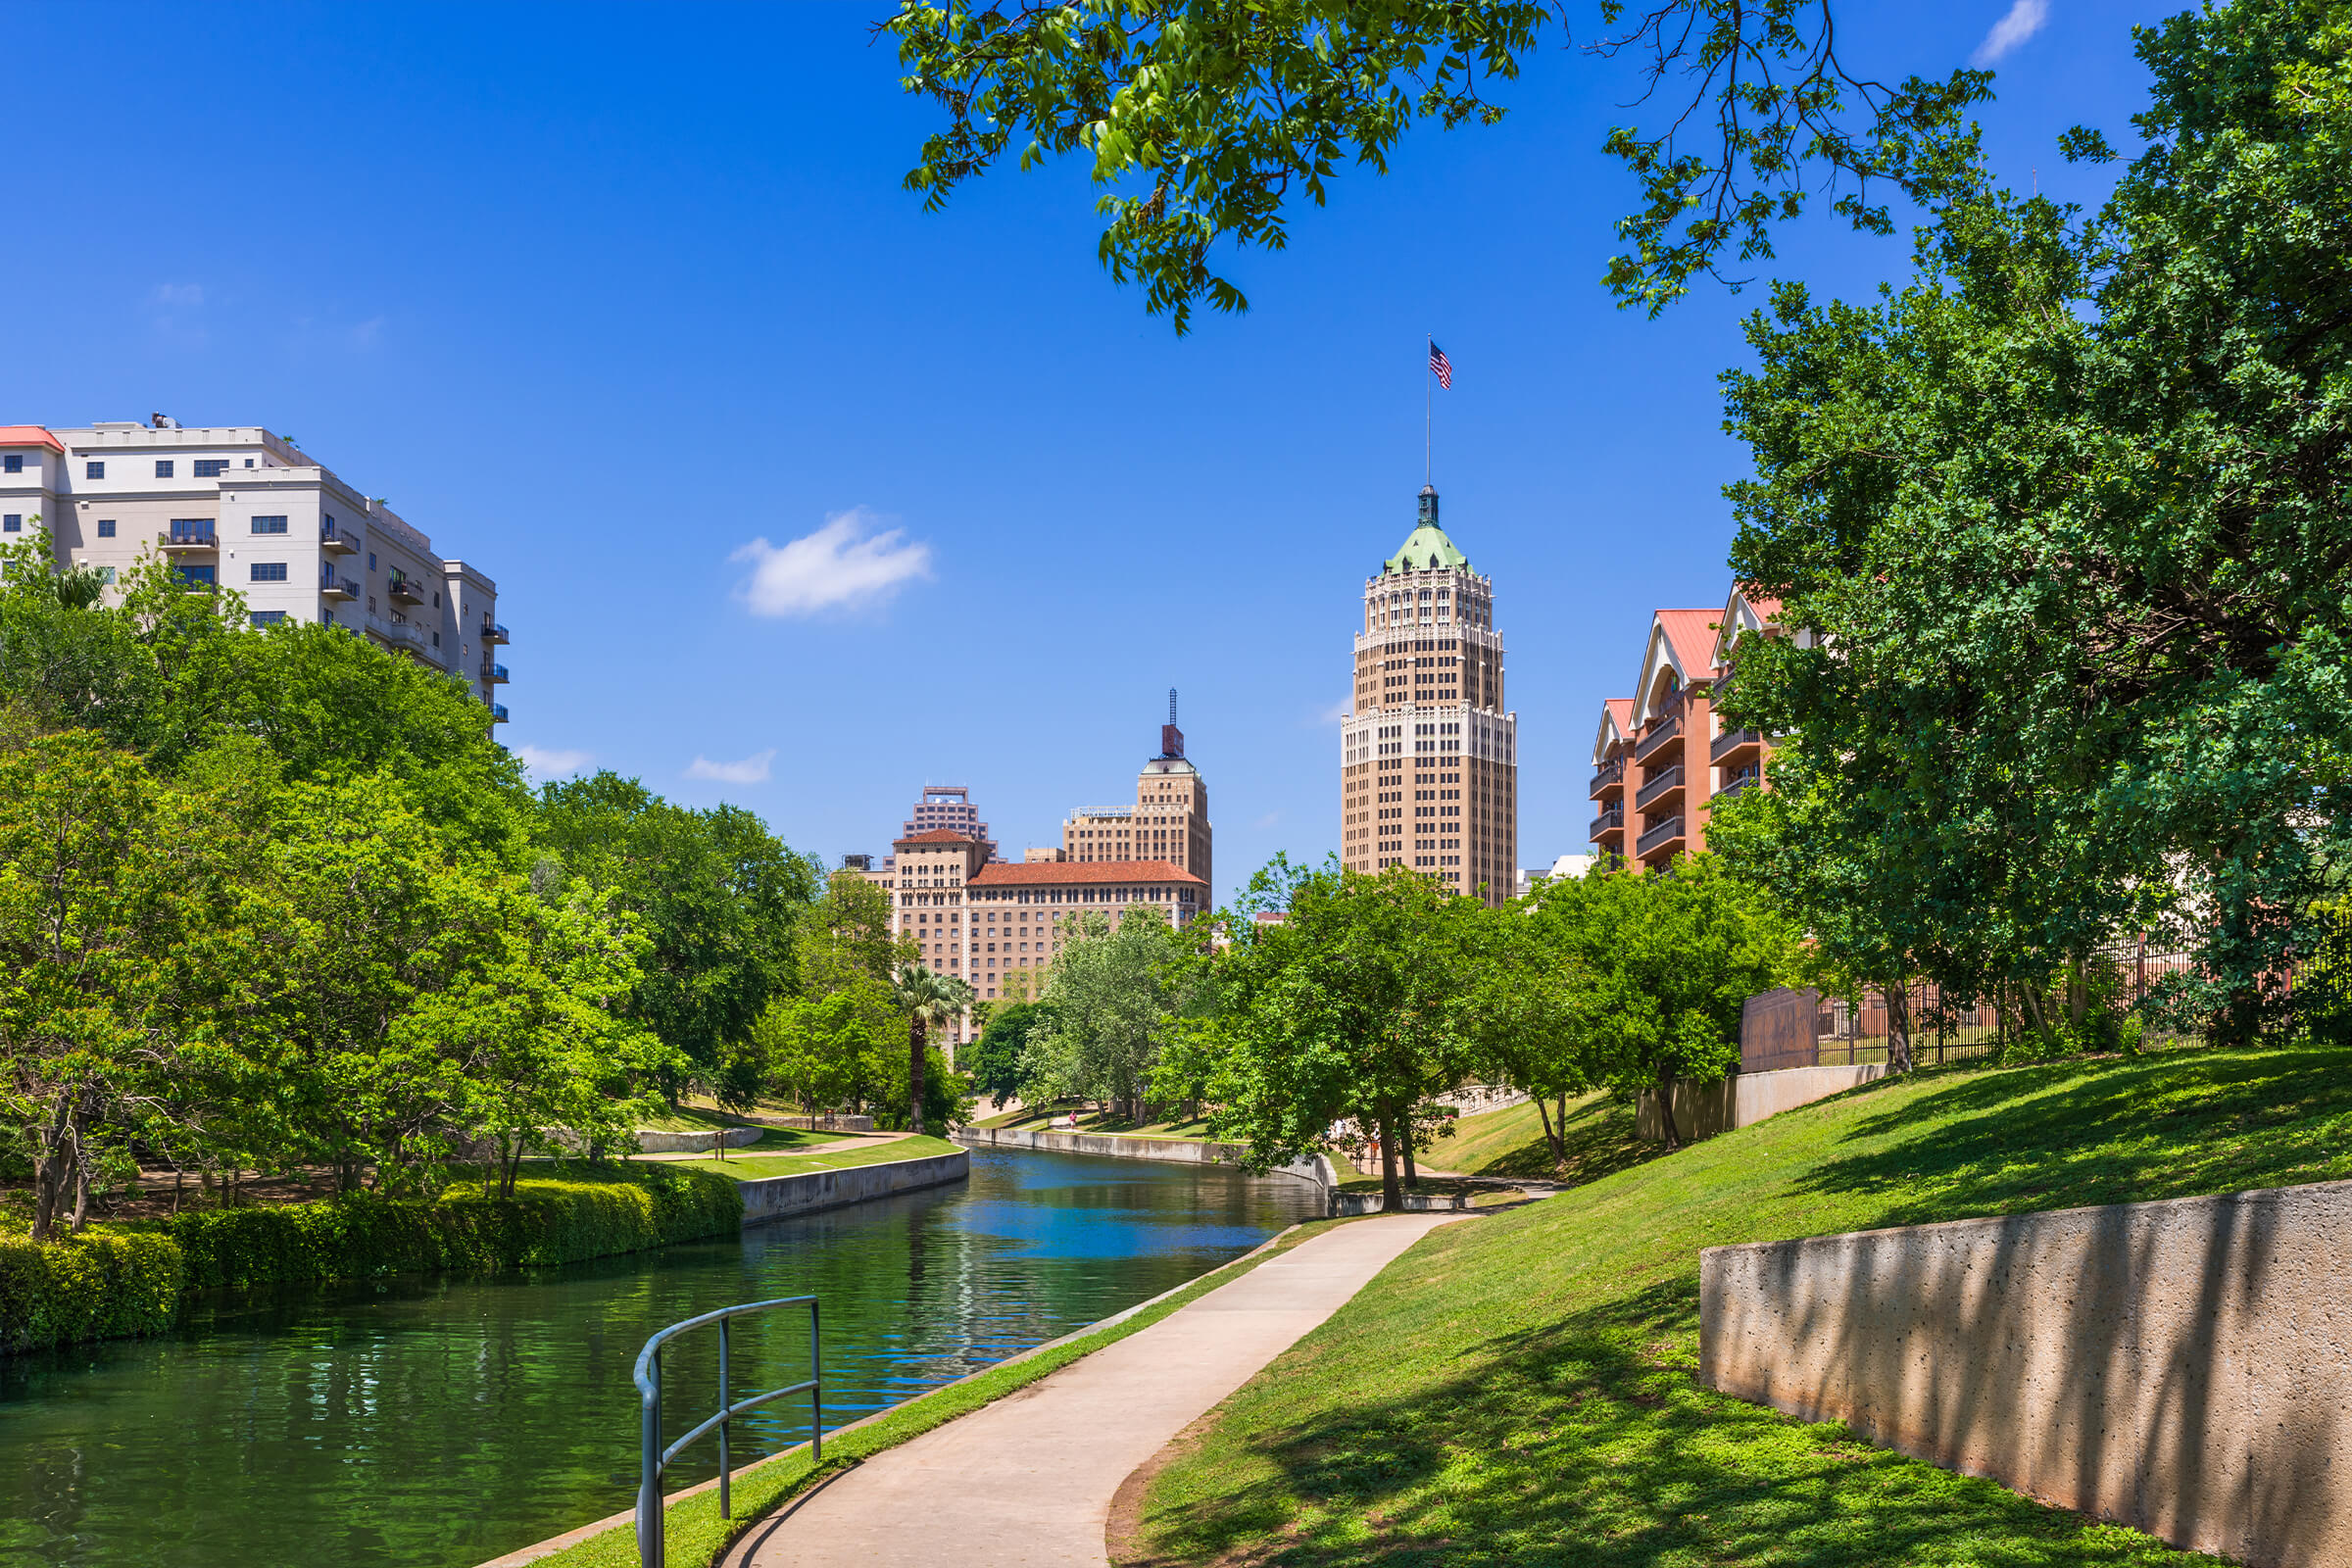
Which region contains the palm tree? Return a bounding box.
[890,964,972,1135]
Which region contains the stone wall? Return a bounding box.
[951,1127,1339,1200]
[1699,1179,2352,1568]
[735,1152,971,1226]
[1636,1062,1887,1142]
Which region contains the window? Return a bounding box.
[96,519,116,538]
[250,563,287,583]
[1,515,17,532]
[155,461,174,478]
[2,456,20,473]
[85,462,105,479]
[250,611,287,627]
[175,564,216,586]
[193,460,228,478]
[250,514,288,535]
[367,553,376,571]
[244,459,254,468]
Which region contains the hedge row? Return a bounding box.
[2,1167,742,1353]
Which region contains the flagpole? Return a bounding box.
[1424,334,1432,485]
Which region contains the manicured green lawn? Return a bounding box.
[1430,1091,1657,1185]
[975,1103,1218,1140]
[663,1135,961,1183]
[1129,1045,2352,1567]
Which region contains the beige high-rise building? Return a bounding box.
[1339,485,1518,905]
[1061,693,1212,894]
[0,416,509,723]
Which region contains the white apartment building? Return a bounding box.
[0,416,509,721]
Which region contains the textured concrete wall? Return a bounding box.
[633,1125,764,1154]
[736,1152,970,1225]
[1637,1062,1887,1142]
[1699,1180,2352,1568]
[951,1126,1337,1192]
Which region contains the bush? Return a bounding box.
[0,1229,184,1353]
[169,1167,742,1291]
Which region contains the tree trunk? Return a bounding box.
[2068,959,2087,1032]
[1378,1115,1401,1209]
[1654,1074,1682,1152]
[1887,982,1915,1073]
[1534,1093,1562,1172]
[909,1012,929,1137]
[1402,1130,1418,1191]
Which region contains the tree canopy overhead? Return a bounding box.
[881,0,1988,327]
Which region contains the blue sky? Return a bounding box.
[1,1,2179,902]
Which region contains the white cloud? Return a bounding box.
[349,316,385,349]
[514,745,593,778]
[686,749,777,785]
[1317,700,1350,725]
[1973,0,2049,66]
[730,508,932,617]
[1253,811,1280,830]
[152,282,204,307]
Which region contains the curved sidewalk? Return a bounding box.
[724,1212,1461,1568]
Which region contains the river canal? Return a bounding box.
[0,1147,1321,1568]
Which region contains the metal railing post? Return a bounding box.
[638,1348,663,1568]
[810,1298,823,1462]
[717,1318,731,1521]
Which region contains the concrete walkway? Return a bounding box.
[722,1212,1462,1568]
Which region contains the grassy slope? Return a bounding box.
[975,1104,1218,1139]
[1431,1092,1658,1186]
[534,1219,1354,1568]
[662,1135,960,1183]
[1132,1045,2352,1568]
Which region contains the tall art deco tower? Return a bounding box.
[1339,485,1519,905]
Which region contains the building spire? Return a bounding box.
[1418,483,1439,527]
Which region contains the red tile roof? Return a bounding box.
[1604,698,1635,730]
[969,858,1205,888]
[0,425,64,454]
[895,827,980,847]
[1654,609,1720,674]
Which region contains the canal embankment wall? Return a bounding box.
[1638,1062,1888,1143]
[954,1126,1385,1209]
[736,1151,970,1224]
[1700,1177,2352,1568]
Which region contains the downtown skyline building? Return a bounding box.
[1339,485,1518,906]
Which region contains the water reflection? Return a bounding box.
[0,1148,1319,1568]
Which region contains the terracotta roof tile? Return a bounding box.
[895,827,979,847]
[1654,609,1720,674]
[969,858,1204,889]
[0,425,64,455]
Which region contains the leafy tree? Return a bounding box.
[752,987,893,1125]
[1455,896,1588,1171]
[1527,856,1799,1148]
[1716,0,2352,1046]
[888,964,972,1135]
[1167,857,1477,1205]
[535,771,818,1092]
[881,1,1989,327]
[964,1000,1055,1110]
[795,867,916,996]
[1027,907,1191,1120]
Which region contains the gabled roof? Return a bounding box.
[1713,583,1784,664]
[1592,698,1635,764]
[1632,610,1721,727]
[969,858,1205,888]
[0,425,64,454]
[895,827,979,848]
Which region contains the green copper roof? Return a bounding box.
[1382,485,1468,574]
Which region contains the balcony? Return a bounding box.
[1716,767,1760,800]
[320,571,358,600]
[320,520,358,555]
[1633,712,1683,764]
[1635,762,1686,812]
[387,575,424,605]
[1589,757,1625,800]
[161,522,217,551]
[480,662,510,685]
[482,620,510,645]
[1637,814,1686,858]
[490,704,510,724]
[1710,727,1761,765]
[1589,806,1624,843]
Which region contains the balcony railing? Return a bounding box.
[1633,712,1683,764]
[387,575,424,604]
[320,571,357,599]
[480,662,510,685]
[483,620,510,645]
[1589,758,1625,799]
[1710,727,1761,764]
[1636,814,1686,858]
[1634,763,1686,812]
[490,704,510,723]
[1716,768,1760,800]
[320,520,358,554]
[163,522,217,549]
[1589,806,1624,841]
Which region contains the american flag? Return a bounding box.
[1428,339,1454,389]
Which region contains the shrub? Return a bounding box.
[0,1229,184,1353]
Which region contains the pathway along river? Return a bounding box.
[0,1147,1322,1568]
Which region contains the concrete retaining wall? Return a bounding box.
[1699,1179,2352,1568]
[634,1125,765,1154]
[1637,1062,1887,1142]
[736,1152,970,1226]
[952,1127,1349,1209]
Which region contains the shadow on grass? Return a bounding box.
[1795,1044,2352,1228]
[1452,1097,1662,1187]
[1134,1270,2208,1568]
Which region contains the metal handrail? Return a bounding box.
[634,1294,822,1568]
